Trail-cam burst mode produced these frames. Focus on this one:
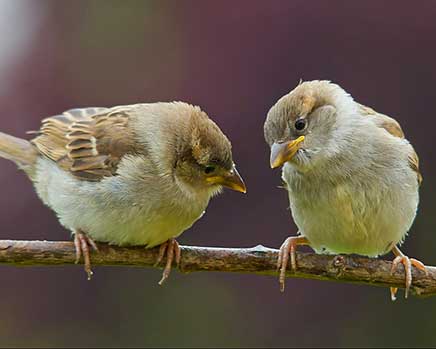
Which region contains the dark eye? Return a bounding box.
[204,166,216,174]
[294,118,306,131]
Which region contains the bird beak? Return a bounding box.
[206,166,247,193]
[270,136,305,169]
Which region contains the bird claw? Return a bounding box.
[154,239,181,286]
[277,236,309,293]
[390,248,427,301]
[74,231,98,280]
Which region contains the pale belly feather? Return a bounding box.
[285,172,419,257]
[34,158,208,248]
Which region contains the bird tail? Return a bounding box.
[0,131,38,174]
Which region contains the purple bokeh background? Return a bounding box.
[1,1,436,347]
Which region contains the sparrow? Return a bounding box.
[0,102,246,283]
[264,80,425,300]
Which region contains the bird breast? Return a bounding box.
[34,157,209,248]
[282,159,419,257]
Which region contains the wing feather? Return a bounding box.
[31,106,141,181]
[357,103,422,185]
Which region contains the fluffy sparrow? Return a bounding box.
[0,102,246,283]
[264,80,425,300]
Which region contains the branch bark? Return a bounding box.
[0,239,434,297]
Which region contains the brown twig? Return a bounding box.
[0,240,434,297]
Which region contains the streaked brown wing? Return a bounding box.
[31,106,140,181]
[408,150,423,185]
[357,103,405,138]
[358,103,422,185]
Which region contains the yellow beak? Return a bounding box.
[206,166,247,193]
[270,136,305,169]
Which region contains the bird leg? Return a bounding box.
[73,230,99,281]
[154,238,181,286]
[277,235,310,292]
[390,245,427,301]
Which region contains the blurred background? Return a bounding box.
[0,0,435,347]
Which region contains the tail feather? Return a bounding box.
[0,131,38,172]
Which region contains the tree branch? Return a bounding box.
[0,239,434,297]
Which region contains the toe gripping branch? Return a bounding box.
[277,236,310,292]
[72,233,181,285]
[390,246,427,301]
[276,239,428,300]
[74,231,99,280]
[154,239,181,285]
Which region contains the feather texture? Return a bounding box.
[358,103,422,185]
[264,80,421,257]
[31,107,142,181]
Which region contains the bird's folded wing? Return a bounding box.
[31,106,141,181]
[357,103,422,185]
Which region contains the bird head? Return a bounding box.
[264,80,353,171]
[173,104,246,195]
